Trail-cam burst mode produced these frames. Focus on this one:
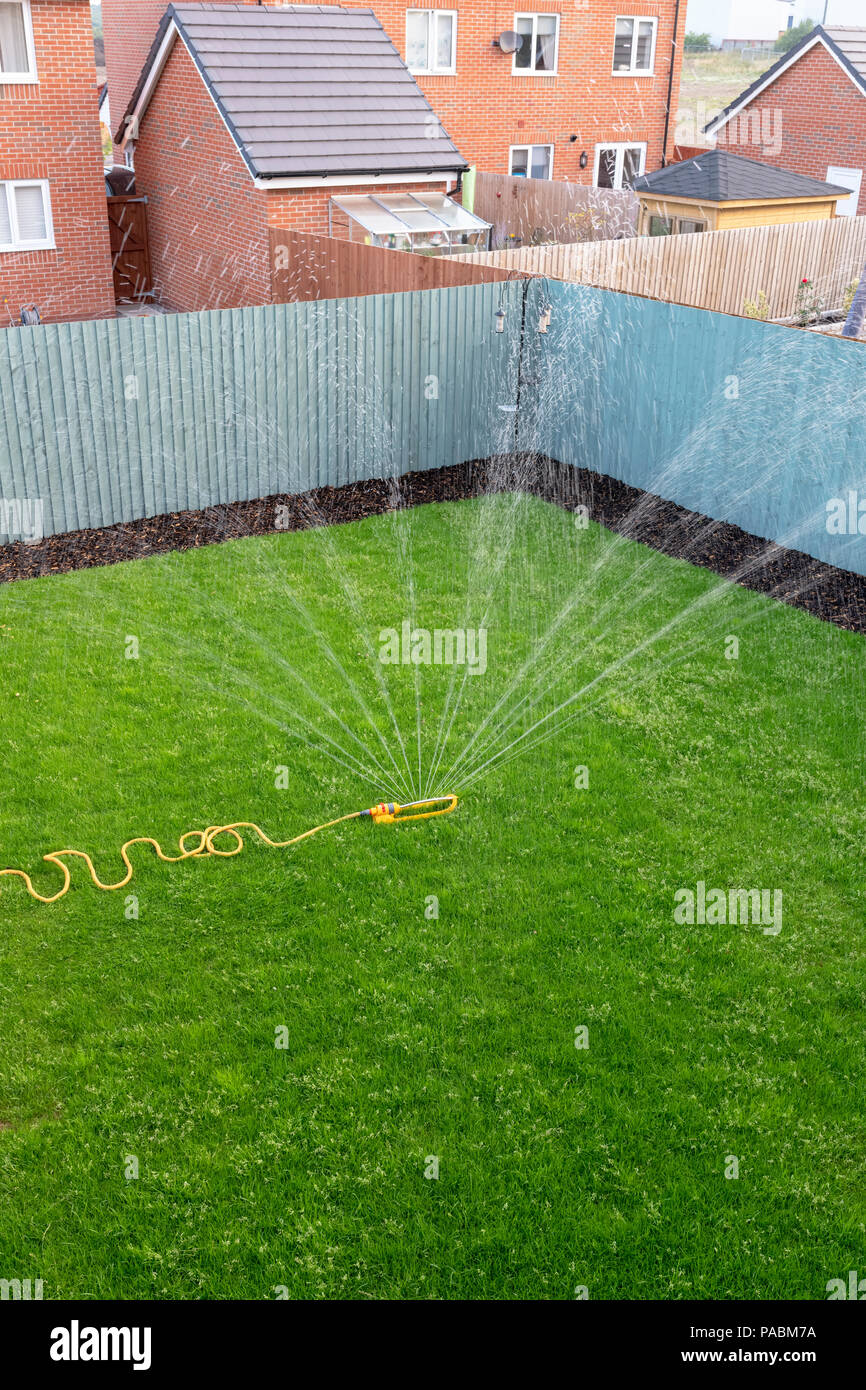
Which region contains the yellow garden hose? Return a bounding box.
[0,796,458,906]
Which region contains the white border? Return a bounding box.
[592,141,646,189]
[647,214,709,236]
[121,22,179,148]
[508,143,555,179]
[612,16,658,77]
[0,179,54,252]
[0,0,38,85]
[406,9,457,75]
[512,13,560,76]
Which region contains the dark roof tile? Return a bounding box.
[120,3,467,179]
[633,149,851,202]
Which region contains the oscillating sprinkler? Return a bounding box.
[361,795,459,824]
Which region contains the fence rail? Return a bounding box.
[456,216,866,320]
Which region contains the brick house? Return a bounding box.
[705,26,866,218]
[115,4,471,311]
[0,0,115,323]
[105,1,687,190]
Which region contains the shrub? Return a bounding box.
[685,32,712,53]
[744,291,770,321]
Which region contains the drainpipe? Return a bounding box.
[661,0,681,167]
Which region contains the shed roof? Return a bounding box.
[118,3,467,181]
[633,149,851,203]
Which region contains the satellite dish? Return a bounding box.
[497,30,521,54]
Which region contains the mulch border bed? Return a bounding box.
[0,454,863,634]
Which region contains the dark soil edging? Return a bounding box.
[0,455,863,634]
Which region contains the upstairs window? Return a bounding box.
[406,10,456,74]
[513,14,559,74]
[613,16,657,75]
[0,180,54,251]
[0,1,37,83]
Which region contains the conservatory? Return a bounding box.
[329,192,492,255]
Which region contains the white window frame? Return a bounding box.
[0,0,38,84]
[512,13,560,76]
[592,142,646,190]
[406,9,457,76]
[612,15,657,77]
[509,144,555,180]
[0,179,54,252]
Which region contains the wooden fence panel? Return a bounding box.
[1,280,863,576]
[0,281,523,539]
[456,216,866,320]
[269,228,512,304]
[469,171,639,248]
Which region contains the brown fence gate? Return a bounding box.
[107,195,153,305]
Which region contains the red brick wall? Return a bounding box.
[133,34,455,308]
[103,0,685,180]
[338,1,686,181]
[265,181,453,236]
[131,38,271,312]
[0,0,115,323]
[102,0,169,147]
[719,43,866,217]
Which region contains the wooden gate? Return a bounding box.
[107,195,153,303]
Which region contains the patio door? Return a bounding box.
[594,144,646,190]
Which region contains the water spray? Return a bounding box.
[0,796,459,906]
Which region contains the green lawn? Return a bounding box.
[0,494,863,1300]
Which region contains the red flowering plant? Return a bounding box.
[795,275,822,327]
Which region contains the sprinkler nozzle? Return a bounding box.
[361,795,459,825]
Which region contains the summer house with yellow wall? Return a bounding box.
[633,149,851,236]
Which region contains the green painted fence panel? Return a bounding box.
[0,278,863,578]
[0,282,519,544]
[522,280,866,577]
